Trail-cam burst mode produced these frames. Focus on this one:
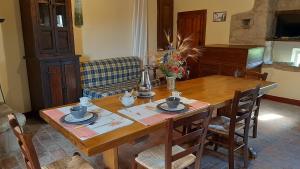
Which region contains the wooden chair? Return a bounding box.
[235,70,268,138]
[132,107,213,169]
[7,113,94,169]
[207,86,260,169]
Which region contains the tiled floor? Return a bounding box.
[1,100,300,169]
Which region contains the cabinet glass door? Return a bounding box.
[53,0,72,53]
[38,0,56,54]
[38,2,51,27]
[54,1,67,28]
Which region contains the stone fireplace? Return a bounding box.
[229,0,300,45]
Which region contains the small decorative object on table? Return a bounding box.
[156,32,201,90]
[166,97,180,109]
[137,66,154,98]
[79,97,92,106]
[120,91,137,107]
[70,106,87,119]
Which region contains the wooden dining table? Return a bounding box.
[40,75,277,169]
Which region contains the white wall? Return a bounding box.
[79,0,134,60]
[0,26,6,104]
[263,67,300,100]
[148,0,157,55]
[0,0,31,112]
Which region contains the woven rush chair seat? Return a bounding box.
[135,144,196,169]
[208,116,244,135]
[42,155,93,169]
[133,108,213,169]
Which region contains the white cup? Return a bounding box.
[80,97,91,106]
[171,91,182,98]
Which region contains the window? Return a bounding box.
[271,41,300,67]
[291,48,300,66]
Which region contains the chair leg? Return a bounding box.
[252,109,259,138]
[228,147,235,169]
[131,159,138,169]
[132,154,138,169]
[182,125,187,135]
[252,117,258,138]
[253,98,262,138]
[212,135,219,151]
[243,145,249,168]
[213,144,219,151]
[243,118,251,168]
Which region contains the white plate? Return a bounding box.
[158,102,186,112]
[136,91,156,98]
[64,112,94,123]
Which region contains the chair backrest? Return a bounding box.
[7,113,41,169]
[229,86,260,136]
[235,70,268,81]
[164,107,213,169]
[244,71,268,81]
[80,56,141,88]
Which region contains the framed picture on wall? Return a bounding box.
[213,11,227,22]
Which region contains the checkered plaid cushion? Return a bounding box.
[83,79,139,99]
[80,57,141,88]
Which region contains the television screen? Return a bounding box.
[275,13,300,38]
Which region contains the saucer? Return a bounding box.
[136,91,156,98]
[157,102,187,112]
[65,112,93,122]
[60,112,98,125]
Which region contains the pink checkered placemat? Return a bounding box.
[43,105,133,140]
[118,97,210,126]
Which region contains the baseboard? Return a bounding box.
[263,95,300,106]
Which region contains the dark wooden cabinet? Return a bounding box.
[197,45,265,77]
[19,0,80,113]
[42,58,81,108]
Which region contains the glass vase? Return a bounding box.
[166,76,176,91]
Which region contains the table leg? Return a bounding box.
[103,148,119,169]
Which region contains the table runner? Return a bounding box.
[43,105,133,140]
[118,97,210,126]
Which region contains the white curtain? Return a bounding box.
[132,0,148,65]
